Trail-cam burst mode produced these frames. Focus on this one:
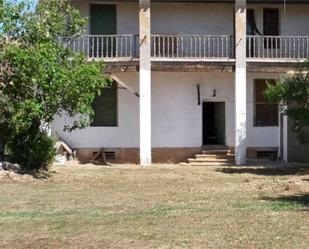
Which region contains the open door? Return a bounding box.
[203,102,225,145]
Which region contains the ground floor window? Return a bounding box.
[254,79,278,127]
[91,81,118,127]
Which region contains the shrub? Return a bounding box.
[0,0,107,172]
[8,131,56,172]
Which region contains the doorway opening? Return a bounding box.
[202,102,226,145]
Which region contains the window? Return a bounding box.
[263,9,280,49]
[247,9,261,36]
[263,9,279,36]
[254,79,278,127]
[247,9,262,57]
[91,81,118,127]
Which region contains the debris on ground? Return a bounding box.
[90,148,107,165]
[0,161,33,181]
[54,154,68,165]
[54,140,75,165]
[0,161,20,172]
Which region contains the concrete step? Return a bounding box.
[201,145,229,150]
[180,147,236,167]
[196,154,235,160]
[189,162,233,166]
[188,158,232,163]
[200,150,231,155]
[179,162,191,166]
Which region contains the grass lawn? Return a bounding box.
[0,162,308,249]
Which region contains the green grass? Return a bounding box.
[0,163,308,249]
[233,200,305,211]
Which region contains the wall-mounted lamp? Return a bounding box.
[212,89,217,97]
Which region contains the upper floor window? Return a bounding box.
[247,9,261,36]
[263,9,280,36]
[254,79,279,127]
[91,82,118,127]
[90,4,117,58]
[263,9,280,49]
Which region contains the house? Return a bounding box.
[53,0,309,165]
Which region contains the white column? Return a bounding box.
[139,0,152,166]
[235,0,247,165]
[283,114,288,162]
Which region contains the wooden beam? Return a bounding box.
[152,62,234,72]
[110,75,140,97]
[247,62,305,73]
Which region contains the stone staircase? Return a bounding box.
[182,146,235,166]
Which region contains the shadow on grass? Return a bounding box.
[262,193,309,211]
[216,164,309,176]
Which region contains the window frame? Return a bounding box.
[253,79,279,127]
[263,8,280,36]
[91,81,118,127]
[263,8,280,49]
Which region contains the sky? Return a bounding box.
[15,0,37,8]
[17,0,36,3]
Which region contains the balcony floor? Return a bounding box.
[102,60,236,73]
[102,59,305,73]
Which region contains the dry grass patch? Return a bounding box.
[0,162,308,249]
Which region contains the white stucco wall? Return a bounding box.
[71,1,139,34]
[247,4,309,36]
[53,72,281,149]
[151,3,234,35]
[52,73,139,148]
[72,1,234,35]
[57,1,302,150]
[72,1,309,37]
[152,72,235,147]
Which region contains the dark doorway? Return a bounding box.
[203,102,225,145]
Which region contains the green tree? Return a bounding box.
[0,0,108,171]
[0,0,3,19]
[265,61,309,142]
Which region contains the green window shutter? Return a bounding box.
[90,5,117,35]
[90,4,117,57]
[91,82,118,127]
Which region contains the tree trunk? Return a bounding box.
[0,140,5,162]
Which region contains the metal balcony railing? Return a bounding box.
[59,35,309,62]
[151,35,235,60]
[59,35,139,60]
[59,34,235,61]
[247,35,309,61]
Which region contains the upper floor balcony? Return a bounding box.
[65,0,309,72]
[60,34,309,63]
[59,34,235,62]
[247,35,309,62]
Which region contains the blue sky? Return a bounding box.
[16,0,37,8]
[17,0,36,3]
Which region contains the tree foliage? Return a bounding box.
[0,0,109,171]
[0,0,3,20]
[265,61,309,142]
